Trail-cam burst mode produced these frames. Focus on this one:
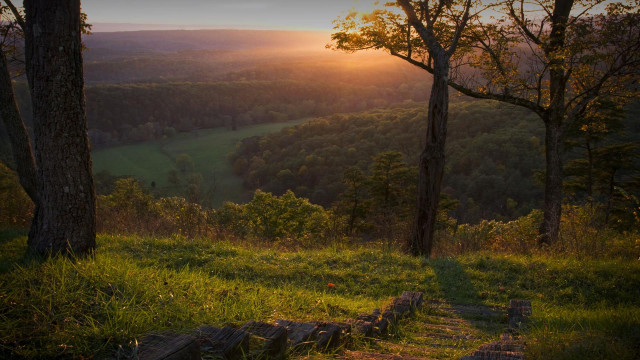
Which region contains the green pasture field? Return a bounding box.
[92,119,308,206]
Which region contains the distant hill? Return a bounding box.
[83,29,331,60]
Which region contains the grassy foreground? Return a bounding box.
[0,230,638,359]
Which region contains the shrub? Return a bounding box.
[433,206,638,259]
[0,162,33,229]
[215,190,331,244]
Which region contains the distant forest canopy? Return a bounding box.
[230,101,545,223]
[1,29,638,226]
[230,101,640,224]
[0,30,433,155]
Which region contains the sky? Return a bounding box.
[77,0,378,32]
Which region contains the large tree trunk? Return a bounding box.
[537,0,573,245]
[409,55,449,257]
[24,0,96,255]
[538,115,564,245]
[0,47,37,201]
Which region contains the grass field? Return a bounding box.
[1,230,638,359]
[92,120,308,206]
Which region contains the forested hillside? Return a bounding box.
[0,30,431,156]
[229,101,545,223]
[9,79,423,148]
[230,101,640,224]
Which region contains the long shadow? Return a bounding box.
[430,257,503,322]
[0,228,27,246]
[431,257,479,304]
[0,229,34,274]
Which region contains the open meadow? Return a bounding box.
[1,230,638,359]
[92,119,308,206]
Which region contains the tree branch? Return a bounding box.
[3,0,25,31]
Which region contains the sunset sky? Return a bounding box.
[78,0,378,31]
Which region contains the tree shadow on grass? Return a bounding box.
[0,228,27,246]
[430,257,503,322]
[0,229,31,273]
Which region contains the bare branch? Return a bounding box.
[3,0,24,31]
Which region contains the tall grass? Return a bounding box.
[1,231,638,359]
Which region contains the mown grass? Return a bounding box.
[1,230,638,359]
[92,119,308,206]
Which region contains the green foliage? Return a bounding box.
[434,205,638,259]
[564,100,640,229]
[231,101,545,223]
[336,166,369,234]
[0,162,33,229]
[368,151,414,214]
[0,231,638,359]
[92,120,308,207]
[218,190,331,243]
[11,73,426,147]
[97,178,213,239]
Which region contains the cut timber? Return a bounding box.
[401,291,424,310]
[508,299,532,329]
[274,320,318,347]
[241,321,288,358]
[137,333,200,360]
[374,291,424,335]
[314,322,345,349]
[196,326,248,360]
[350,319,374,337]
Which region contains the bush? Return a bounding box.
[215,190,331,244]
[97,178,214,239]
[0,162,33,229]
[433,206,638,259]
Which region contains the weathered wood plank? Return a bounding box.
[196,326,248,360]
[137,333,200,360]
[241,321,288,358]
[508,299,532,329]
[314,322,344,349]
[274,319,318,347]
[401,291,424,310]
[350,319,374,337]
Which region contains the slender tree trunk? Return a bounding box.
[538,0,573,245]
[538,115,564,245]
[604,170,615,226]
[24,0,96,255]
[0,47,37,201]
[586,139,593,205]
[410,54,449,257]
[349,192,358,234]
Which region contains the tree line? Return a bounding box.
[1,78,429,152]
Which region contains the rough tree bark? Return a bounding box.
[23,0,96,255]
[410,54,449,257]
[539,115,564,244]
[537,0,573,245]
[0,46,37,201]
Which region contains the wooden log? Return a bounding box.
[401,291,424,310]
[389,297,412,318]
[274,320,318,347]
[196,326,248,360]
[314,322,344,349]
[350,319,374,337]
[137,333,200,360]
[508,299,532,329]
[241,321,288,358]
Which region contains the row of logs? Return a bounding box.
[135,291,424,360]
[460,299,532,360]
